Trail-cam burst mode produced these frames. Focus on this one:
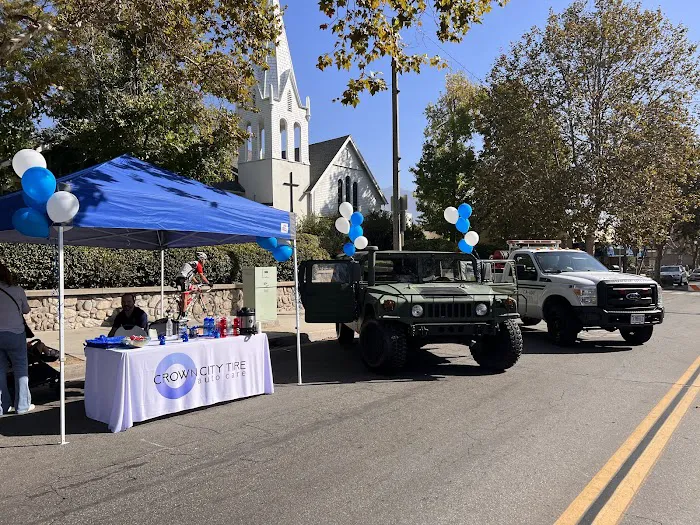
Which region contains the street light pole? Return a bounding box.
[391,56,402,251]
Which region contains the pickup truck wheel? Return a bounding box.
[470,319,523,371]
[359,320,407,373]
[336,323,355,344]
[620,326,653,345]
[520,317,541,326]
[547,308,579,346]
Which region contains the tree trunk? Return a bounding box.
[654,243,665,282]
[585,234,595,255]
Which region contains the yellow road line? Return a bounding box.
[592,370,700,525]
[555,356,700,525]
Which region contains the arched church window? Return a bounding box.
[246,124,253,161]
[338,180,343,208]
[280,120,288,160]
[353,182,358,210]
[294,123,301,162]
[288,92,293,112]
[345,176,351,203]
[259,124,266,160]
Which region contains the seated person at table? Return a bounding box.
[108,293,148,337]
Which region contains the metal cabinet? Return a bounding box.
[242,267,278,322]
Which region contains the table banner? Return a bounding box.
[84,334,274,432]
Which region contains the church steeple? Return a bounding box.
[256,0,295,102]
[236,0,312,216]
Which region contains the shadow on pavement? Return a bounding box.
[271,340,499,385]
[0,399,107,440]
[521,329,633,354]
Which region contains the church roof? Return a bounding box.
[308,135,388,205]
[308,135,351,188]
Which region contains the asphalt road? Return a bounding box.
[1,291,698,525]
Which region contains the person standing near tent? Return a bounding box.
[176,252,210,291]
[0,262,34,415]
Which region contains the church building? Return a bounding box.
[236,1,387,218]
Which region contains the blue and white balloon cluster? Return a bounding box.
[10,149,80,238]
[256,236,293,262]
[443,203,480,254]
[335,202,369,257]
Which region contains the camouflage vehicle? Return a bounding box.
[298,248,523,373]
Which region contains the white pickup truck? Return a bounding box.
[487,240,664,346]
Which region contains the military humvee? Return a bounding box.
[298,248,523,373]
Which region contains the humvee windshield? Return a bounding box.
[368,254,478,284]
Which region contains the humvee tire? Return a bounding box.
[620,326,653,345]
[336,323,355,344]
[470,319,523,371]
[360,319,407,373]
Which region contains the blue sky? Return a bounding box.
[282,0,700,195]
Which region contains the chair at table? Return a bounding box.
[114,326,148,338]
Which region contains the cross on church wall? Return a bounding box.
[283,171,299,212]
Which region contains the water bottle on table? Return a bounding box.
[166,317,173,337]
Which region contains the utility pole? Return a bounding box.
[391,56,402,251]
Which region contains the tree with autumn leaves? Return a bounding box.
[412,0,700,275]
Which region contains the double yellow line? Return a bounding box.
[556,355,700,525]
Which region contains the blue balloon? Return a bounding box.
[343,242,356,257]
[21,167,56,205]
[23,191,48,212]
[458,240,473,254]
[456,217,470,234]
[458,203,473,219]
[12,207,50,238]
[349,225,363,242]
[350,212,364,226]
[256,236,278,251]
[272,245,293,262]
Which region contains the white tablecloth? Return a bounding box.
[84,334,274,432]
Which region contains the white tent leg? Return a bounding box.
[59,226,67,445]
[293,238,302,385]
[160,249,165,318]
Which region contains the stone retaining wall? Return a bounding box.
[26,283,301,331]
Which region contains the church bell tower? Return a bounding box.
[237,0,311,216]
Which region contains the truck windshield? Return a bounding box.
[373,255,477,283]
[421,255,477,283]
[535,251,608,273]
[660,266,681,273]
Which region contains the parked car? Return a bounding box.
[689,268,700,282]
[659,265,688,286]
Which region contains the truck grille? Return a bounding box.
[422,302,471,319]
[598,282,657,310]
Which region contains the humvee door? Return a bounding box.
[298,260,360,323]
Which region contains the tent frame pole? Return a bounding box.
[293,238,302,385]
[160,249,165,318]
[59,226,67,445]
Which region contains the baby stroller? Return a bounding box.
[7,339,62,398]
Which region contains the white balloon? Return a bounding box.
[12,149,46,178]
[335,217,350,234]
[354,236,369,250]
[443,206,459,225]
[464,231,480,246]
[339,202,353,219]
[46,191,80,224]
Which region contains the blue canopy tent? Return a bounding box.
[0,155,304,443]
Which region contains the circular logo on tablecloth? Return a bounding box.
[154,353,197,399]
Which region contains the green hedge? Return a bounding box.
[0,233,328,290]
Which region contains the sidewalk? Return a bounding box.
[33,313,336,381]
